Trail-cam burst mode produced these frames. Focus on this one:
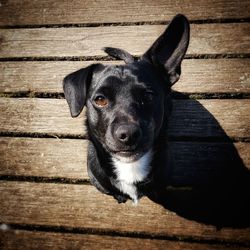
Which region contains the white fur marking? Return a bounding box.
[112,150,152,203]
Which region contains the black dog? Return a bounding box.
[63,14,190,204]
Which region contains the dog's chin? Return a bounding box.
[111,150,146,163]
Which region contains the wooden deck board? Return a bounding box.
[0,137,88,179]
[0,0,249,26]
[1,181,250,242]
[0,24,249,58]
[0,137,249,186]
[1,59,249,94]
[1,230,248,250]
[0,98,249,139]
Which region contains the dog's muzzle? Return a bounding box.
[105,122,145,161]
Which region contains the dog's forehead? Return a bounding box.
[91,62,161,91]
[92,65,137,88]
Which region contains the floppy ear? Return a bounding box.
[142,14,190,85]
[63,64,96,117]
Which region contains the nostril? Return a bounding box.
[120,133,127,140]
[115,124,141,145]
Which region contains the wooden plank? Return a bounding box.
[168,99,250,139]
[0,137,249,186]
[169,141,250,186]
[1,59,249,94]
[0,0,249,26]
[0,181,250,242]
[0,23,249,58]
[0,98,249,139]
[174,59,250,94]
[0,98,86,136]
[1,230,247,250]
[0,137,88,180]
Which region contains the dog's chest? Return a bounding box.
[112,151,152,203]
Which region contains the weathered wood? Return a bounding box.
[0,137,88,179]
[0,181,250,242]
[168,99,250,139]
[0,1,249,248]
[175,59,250,94]
[0,137,249,185]
[0,98,249,138]
[0,0,249,26]
[0,98,86,136]
[1,230,247,250]
[0,24,249,58]
[1,59,249,94]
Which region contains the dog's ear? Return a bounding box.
[63,64,98,117]
[142,14,190,85]
[103,47,135,64]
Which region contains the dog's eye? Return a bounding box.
[141,92,154,105]
[94,95,108,107]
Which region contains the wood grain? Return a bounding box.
[1,181,250,242]
[0,24,249,58]
[0,98,249,139]
[168,99,250,139]
[0,137,249,185]
[0,0,249,26]
[0,98,86,136]
[1,59,249,94]
[0,137,88,179]
[1,230,247,250]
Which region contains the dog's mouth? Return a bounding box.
[105,127,154,162]
[111,148,147,162]
[114,150,137,157]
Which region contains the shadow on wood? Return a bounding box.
[146,92,250,228]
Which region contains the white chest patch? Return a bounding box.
[112,150,152,203]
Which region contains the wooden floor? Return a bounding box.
[0,1,250,249]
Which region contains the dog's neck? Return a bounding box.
[112,150,153,203]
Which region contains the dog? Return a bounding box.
[63,14,190,204]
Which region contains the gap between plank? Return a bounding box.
[0,17,249,29]
[0,176,192,188]
[1,92,250,100]
[0,131,86,140]
[0,175,89,185]
[0,54,249,62]
[1,223,249,247]
[0,132,249,143]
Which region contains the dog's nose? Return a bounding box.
[115,124,141,146]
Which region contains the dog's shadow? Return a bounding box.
[148,92,250,228]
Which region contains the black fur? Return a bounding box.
[63,14,190,203]
[103,47,135,64]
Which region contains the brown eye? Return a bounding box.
[94,95,108,107]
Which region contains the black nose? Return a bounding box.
[115,124,142,146]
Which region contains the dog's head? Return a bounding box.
[63,14,189,163]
